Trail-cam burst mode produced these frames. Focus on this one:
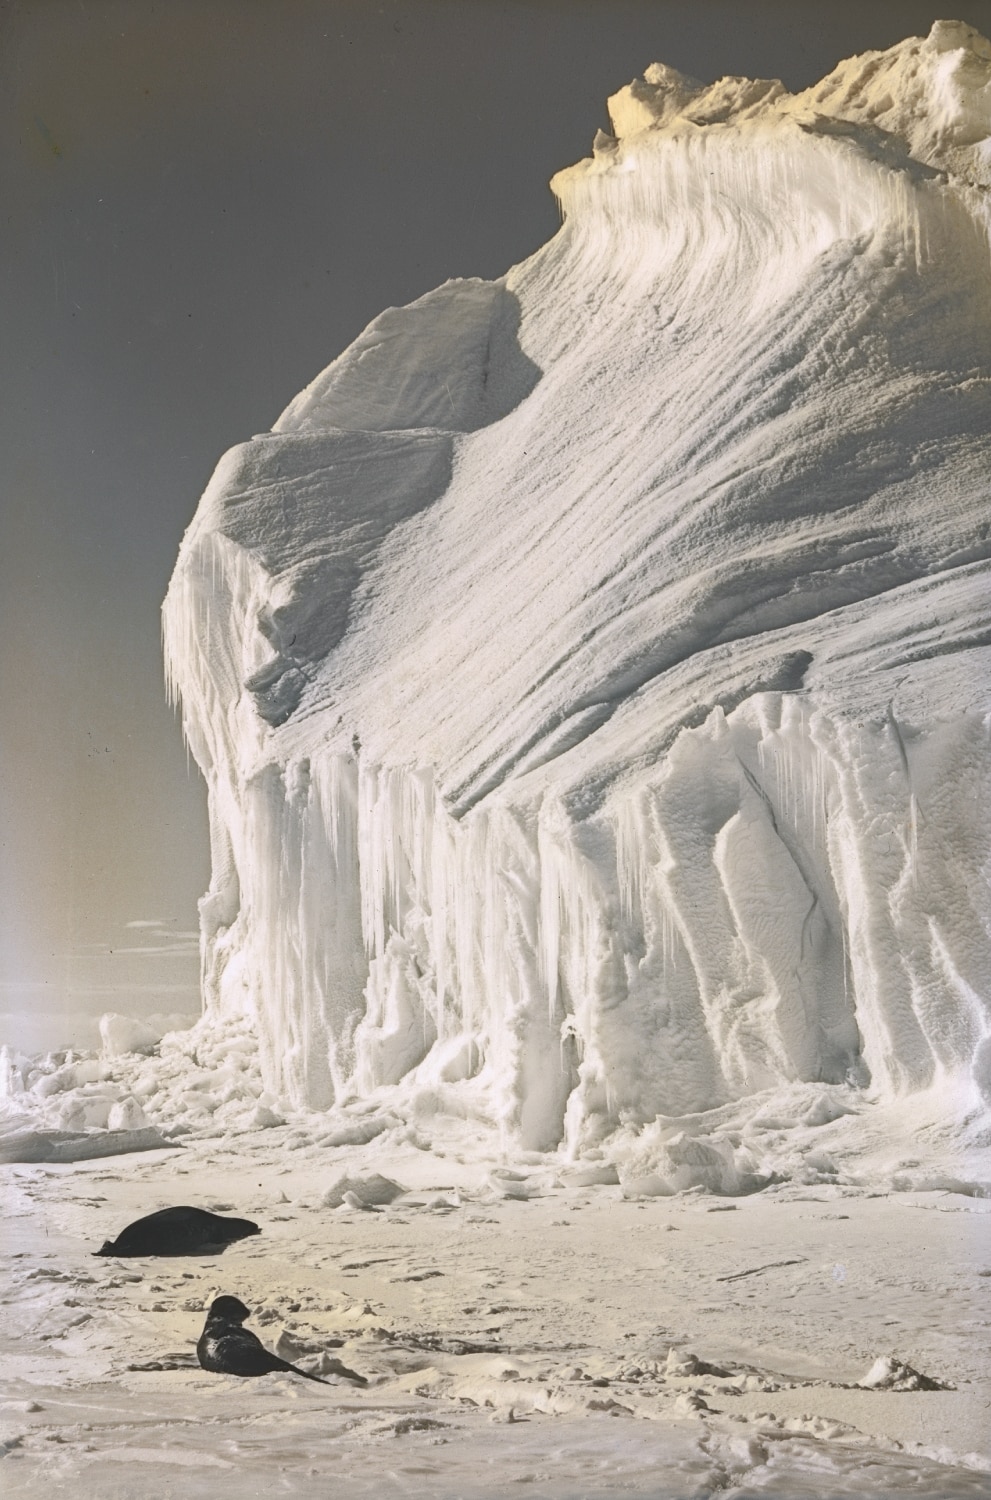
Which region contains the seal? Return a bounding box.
[95,1206,261,1257]
[196,1296,367,1385]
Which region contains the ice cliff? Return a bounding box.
[164,22,991,1157]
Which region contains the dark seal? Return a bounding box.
[197,1296,367,1385]
[95,1206,261,1257]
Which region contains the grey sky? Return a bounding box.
[2,0,987,1050]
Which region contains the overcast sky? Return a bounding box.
[2,0,987,1050]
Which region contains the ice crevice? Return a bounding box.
[160,22,991,1175]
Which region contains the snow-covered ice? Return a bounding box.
[4,23,991,1495]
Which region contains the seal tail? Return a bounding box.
[286,1358,367,1387]
[286,1361,334,1386]
[93,1242,114,1256]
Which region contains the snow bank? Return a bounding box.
[162,24,991,1167]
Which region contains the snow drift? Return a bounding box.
[163,22,991,1160]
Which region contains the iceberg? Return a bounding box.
[163,22,991,1159]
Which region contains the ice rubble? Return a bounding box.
[0,1014,273,1158]
[159,23,991,1172]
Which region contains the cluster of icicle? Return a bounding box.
[164,696,990,1151]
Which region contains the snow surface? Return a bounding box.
[4,1125,991,1496]
[159,22,991,1171]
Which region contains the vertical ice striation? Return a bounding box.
[164,23,991,1152]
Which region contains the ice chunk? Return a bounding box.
[487,1171,541,1200]
[563,1163,620,1188]
[0,1126,176,1164]
[99,1012,196,1058]
[249,1103,285,1129]
[321,1173,406,1209]
[106,1097,148,1131]
[665,1349,732,1378]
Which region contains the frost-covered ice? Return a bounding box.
[160,21,991,1181]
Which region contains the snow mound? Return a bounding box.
[618,1128,760,1198]
[163,25,991,1170]
[857,1355,954,1392]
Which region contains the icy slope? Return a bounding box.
[164,22,991,1158]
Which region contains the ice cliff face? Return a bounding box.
[164,23,991,1153]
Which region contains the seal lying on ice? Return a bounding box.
[197,1296,367,1385]
[94,1206,261,1257]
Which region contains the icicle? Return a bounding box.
[908,791,918,891]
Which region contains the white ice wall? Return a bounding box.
[164,23,991,1148]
